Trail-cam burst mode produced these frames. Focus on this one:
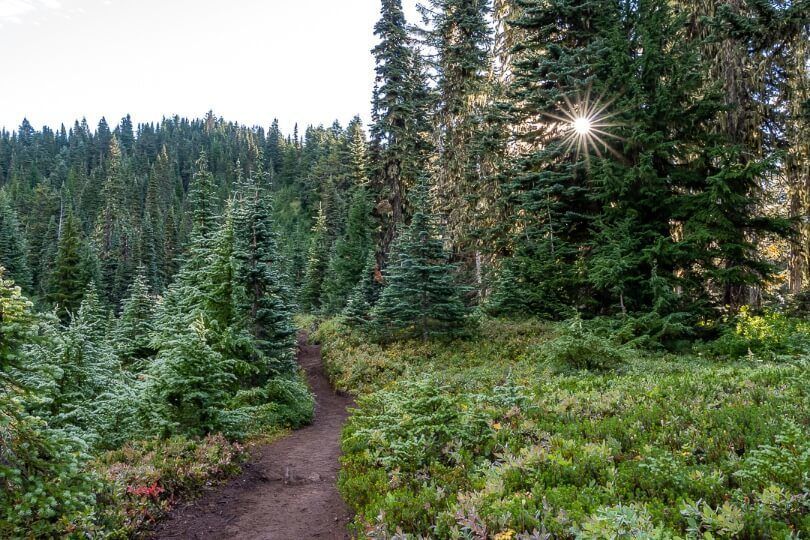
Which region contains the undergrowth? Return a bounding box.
[316,317,810,539]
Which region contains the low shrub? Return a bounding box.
[535,317,628,372]
[223,372,315,438]
[701,307,810,360]
[94,434,245,535]
[317,317,810,538]
[578,504,670,539]
[0,398,101,539]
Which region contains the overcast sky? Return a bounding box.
[0,0,420,134]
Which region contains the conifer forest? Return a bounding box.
[1,0,810,538]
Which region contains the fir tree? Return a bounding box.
[47,211,96,321]
[0,190,31,291]
[146,316,236,437]
[301,204,330,312]
[142,161,165,291]
[94,135,134,305]
[343,251,384,326]
[371,180,469,340]
[370,0,433,259]
[114,265,156,367]
[201,199,258,381]
[232,177,297,379]
[0,267,38,378]
[44,301,120,440]
[77,281,108,342]
[324,187,375,313]
[153,152,219,340]
[0,274,99,535]
[490,0,787,328]
[419,0,494,285]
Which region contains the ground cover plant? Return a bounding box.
[316,317,810,539]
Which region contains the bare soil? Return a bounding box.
[151,334,354,539]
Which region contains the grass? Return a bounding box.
[315,317,810,539]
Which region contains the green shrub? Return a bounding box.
[536,318,628,372]
[702,307,810,360]
[578,504,671,539]
[94,434,245,534]
[223,372,314,439]
[317,316,810,538]
[0,398,101,539]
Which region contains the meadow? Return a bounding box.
[316,316,810,539]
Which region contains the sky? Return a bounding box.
[0,0,420,134]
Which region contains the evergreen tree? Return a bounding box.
[153,152,219,340]
[490,0,787,328]
[324,187,375,313]
[370,0,433,259]
[77,281,108,342]
[232,178,297,379]
[114,266,156,367]
[0,190,31,291]
[44,301,120,441]
[201,199,258,381]
[300,204,330,311]
[25,185,60,296]
[0,267,38,378]
[343,250,384,326]
[142,161,165,291]
[371,180,469,340]
[47,211,95,321]
[145,316,236,437]
[346,116,369,187]
[94,135,134,305]
[0,268,99,537]
[419,0,494,282]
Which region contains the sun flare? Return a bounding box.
[545,87,624,163]
[573,116,592,135]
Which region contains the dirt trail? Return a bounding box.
[151,334,354,539]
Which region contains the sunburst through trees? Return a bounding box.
[547,89,624,163]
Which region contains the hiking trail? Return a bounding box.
[152,334,354,539]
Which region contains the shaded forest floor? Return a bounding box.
[150,334,353,539]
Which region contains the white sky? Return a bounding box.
[0,0,420,135]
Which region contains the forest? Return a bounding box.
[1,0,809,538]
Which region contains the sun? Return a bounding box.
[573,116,592,135]
[544,87,624,163]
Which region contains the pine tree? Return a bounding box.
[114,265,156,367]
[343,251,384,326]
[324,187,375,313]
[301,204,330,311]
[370,0,433,259]
[419,0,493,269]
[0,190,31,291]
[232,177,297,379]
[145,316,236,437]
[371,180,469,340]
[47,211,96,321]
